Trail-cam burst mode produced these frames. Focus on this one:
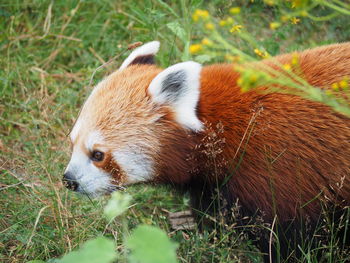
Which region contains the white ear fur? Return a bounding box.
[119,41,160,70]
[148,61,203,132]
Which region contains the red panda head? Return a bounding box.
[63,41,203,197]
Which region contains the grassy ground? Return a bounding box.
[1,0,350,262]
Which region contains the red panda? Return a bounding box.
[64,41,350,258]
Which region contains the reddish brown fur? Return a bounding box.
[68,43,350,260]
[93,150,125,183]
[75,43,350,224]
[154,43,350,223]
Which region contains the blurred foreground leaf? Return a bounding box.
[57,236,117,263]
[126,224,178,263]
[104,191,132,221]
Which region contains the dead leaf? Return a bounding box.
[167,210,196,231]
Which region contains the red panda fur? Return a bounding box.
[66,42,350,259]
[64,42,350,260]
[155,43,350,224]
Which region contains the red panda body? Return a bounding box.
[64,42,350,258]
[157,44,350,223]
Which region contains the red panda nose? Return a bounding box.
[63,172,79,191]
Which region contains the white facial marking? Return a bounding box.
[148,61,203,132]
[119,41,160,71]
[86,131,104,151]
[65,130,114,197]
[113,146,154,184]
[65,148,112,197]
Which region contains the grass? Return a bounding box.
[1,0,350,262]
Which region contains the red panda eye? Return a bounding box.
[91,151,104,162]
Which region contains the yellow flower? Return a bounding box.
[189,44,202,54]
[205,22,215,30]
[291,17,300,24]
[291,0,305,8]
[339,78,349,89]
[201,38,213,46]
[220,17,234,26]
[237,77,244,86]
[331,82,339,91]
[291,53,299,65]
[219,20,227,26]
[192,9,210,22]
[269,22,281,30]
[264,0,275,6]
[229,7,241,15]
[230,24,243,33]
[201,10,210,18]
[283,64,291,70]
[254,48,269,58]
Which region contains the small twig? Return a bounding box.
[88,42,142,87]
[60,0,81,35]
[0,181,24,191]
[25,205,50,257]
[40,2,53,39]
[41,48,62,68]
[88,50,127,87]
[89,47,106,64]
[232,108,262,160]
[53,34,82,42]
[5,169,26,181]
[0,116,28,128]
[269,215,277,263]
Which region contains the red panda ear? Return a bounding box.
[119,41,160,70]
[148,61,203,132]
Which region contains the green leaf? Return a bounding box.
[126,224,178,263]
[57,237,117,263]
[27,261,46,263]
[104,191,132,221]
[194,55,212,63]
[154,0,179,18]
[166,21,186,42]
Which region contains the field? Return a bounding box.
[1,0,350,262]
